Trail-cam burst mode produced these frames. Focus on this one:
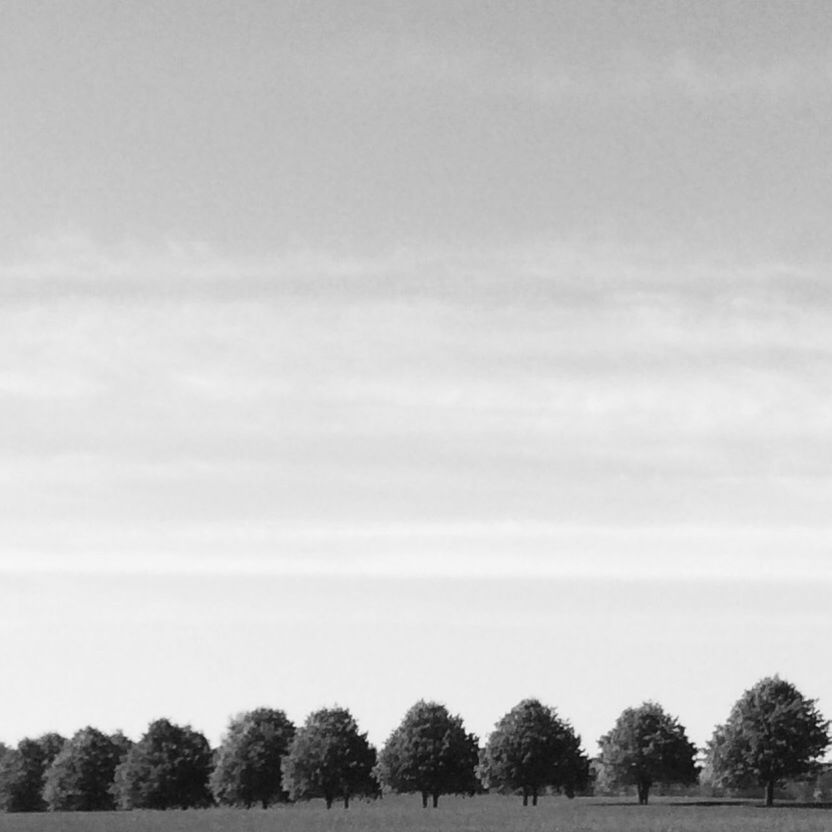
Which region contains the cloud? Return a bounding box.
[394,41,832,107]
[1,235,831,578]
[3,232,831,307]
[2,236,830,455]
[2,532,832,582]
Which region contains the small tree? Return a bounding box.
[0,733,65,812]
[707,676,830,807]
[282,707,377,809]
[113,719,213,809]
[598,702,697,804]
[211,708,296,808]
[43,728,128,811]
[483,699,588,805]
[377,700,479,808]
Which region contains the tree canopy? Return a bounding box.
[0,678,827,813]
[377,700,480,808]
[706,676,830,806]
[483,698,588,805]
[0,733,65,812]
[113,718,213,809]
[42,728,129,811]
[211,708,296,808]
[281,707,377,809]
[598,702,698,804]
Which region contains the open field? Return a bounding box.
[2,796,832,832]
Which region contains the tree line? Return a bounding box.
[0,675,827,812]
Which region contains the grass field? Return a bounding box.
[2,796,831,832]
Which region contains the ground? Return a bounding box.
[2,795,831,831]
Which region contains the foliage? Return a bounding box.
[211,708,296,808]
[706,676,830,806]
[598,702,698,804]
[377,700,480,807]
[0,733,65,812]
[42,727,128,811]
[281,707,378,808]
[483,699,588,804]
[113,718,213,809]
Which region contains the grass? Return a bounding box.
[2,795,831,832]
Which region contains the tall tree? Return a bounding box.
[113,718,213,809]
[483,699,588,805]
[0,733,65,812]
[707,676,830,806]
[377,700,480,808]
[211,708,295,808]
[598,702,698,804]
[43,728,128,811]
[281,707,377,808]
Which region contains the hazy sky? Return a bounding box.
[1,2,831,755]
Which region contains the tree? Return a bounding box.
[281,707,377,808]
[43,728,129,811]
[706,676,830,806]
[377,700,480,808]
[113,718,213,809]
[598,702,697,804]
[483,699,589,805]
[0,733,65,812]
[211,708,296,808]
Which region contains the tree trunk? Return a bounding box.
[637,783,650,805]
[325,795,333,810]
[432,792,439,808]
[523,789,528,806]
[344,794,350,809]
[532,787,538,806]
[421,792,428,809]
[765,780,775,807]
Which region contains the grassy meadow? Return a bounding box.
[2,795,832,832]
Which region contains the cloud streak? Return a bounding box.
[357,33,832,109]
[3,537,832,582]
[1,236,831,578]
[4,234,831,306]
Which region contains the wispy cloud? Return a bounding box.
[3,537,832,582]
[2,236,831,581]
[3,232,831,306]
[391,41,832,107]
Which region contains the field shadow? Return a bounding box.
[653,800,832,811]
[671,801,749,807]
[589,800,749,808]
[585,799,832,810]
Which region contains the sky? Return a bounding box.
[1,1,832,757]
